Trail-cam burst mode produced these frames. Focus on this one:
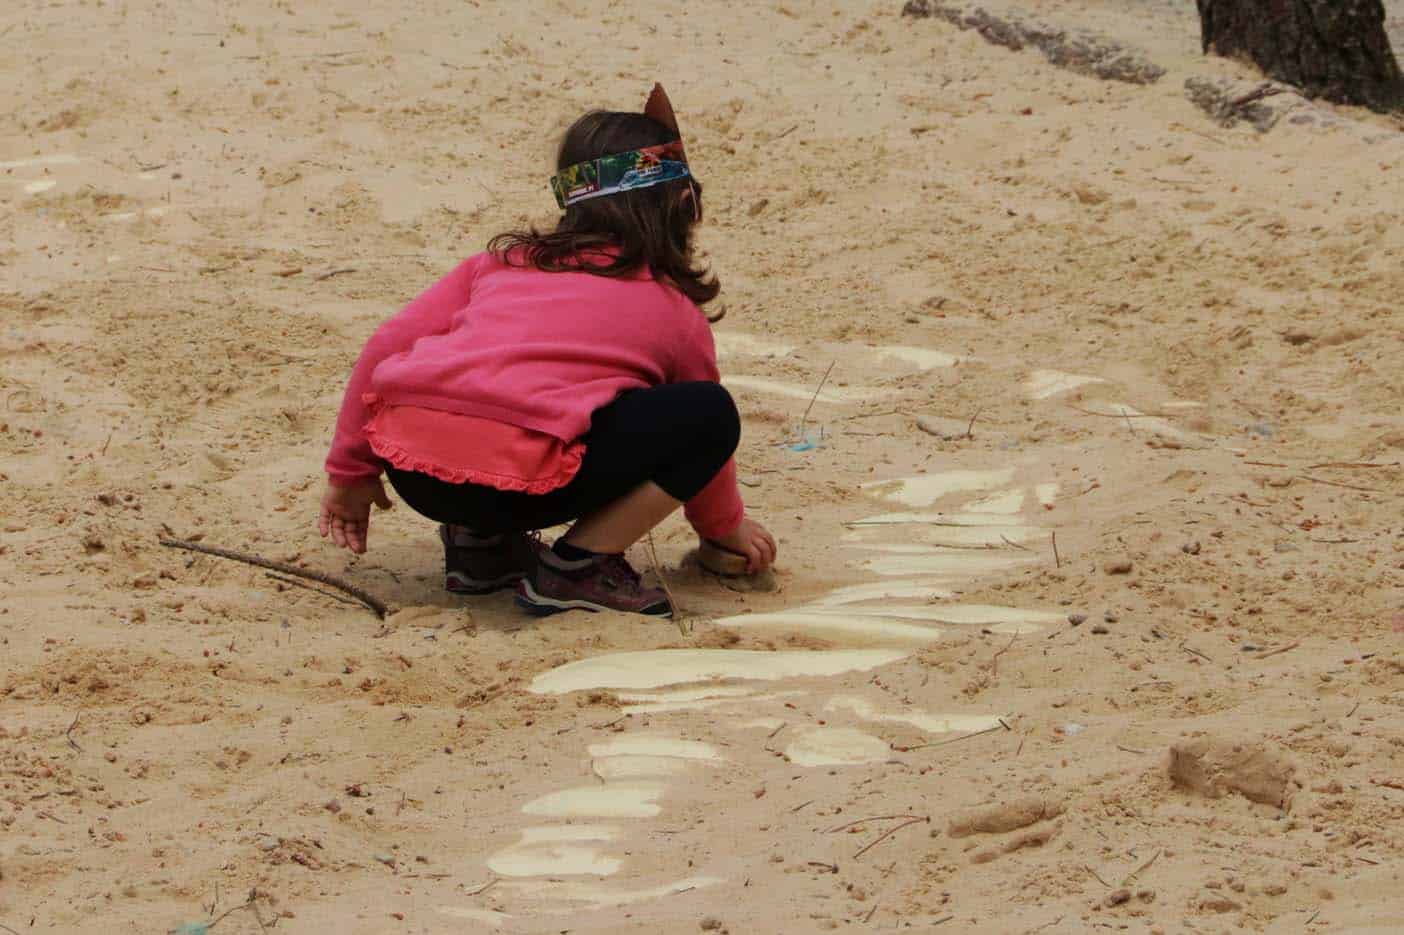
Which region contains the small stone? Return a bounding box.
[1104,888,1131,907]
[324,799,342,814]
[1168,737,1297,808]
[1181,541,1201,555]
[1104,559,1133,575]
[1103,611,1119,623]
[1137,888,1156,903]
[700,917,724,931]
[1091,625,1109,635]
[1068,613,1087,626]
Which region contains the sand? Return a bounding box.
[2,0,1403,932]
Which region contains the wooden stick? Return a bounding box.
[1307,461,1400,470]
[1297,475,1385,494]
[991,634,1017,675]
[1181,643,1214,663]
[315,266,357,281]
[265,572,361,608]
[464,877,499,897]
[797,360,837,441]
[854,816,929,859]
[964,407,983,439]
[1051,531,1061,569]
[1084,864,1112,888]
[896,723,1007,751]
[1122,848,1161,884]
[65,713,82,752]
[1256,640,1300,660]
[158,538,389,618]
[827,814,923,834]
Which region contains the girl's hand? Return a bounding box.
[318,479,392,554]
[711,517,778,574]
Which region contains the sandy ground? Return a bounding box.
[3,1,1403,932]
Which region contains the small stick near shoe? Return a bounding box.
[158,537,390,618]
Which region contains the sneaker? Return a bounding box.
[516,550,673,618]
[441,525,541,595]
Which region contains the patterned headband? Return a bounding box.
[549,83,691,210]
[550,140,690,209]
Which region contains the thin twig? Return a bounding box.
[158,538,389,617]
[645,531,687,636]
[896,723,1007,751]
[1120,407,1136,437]
[854,816,929,859]
[202,891,258,933]
[1181,643,1214,664]
[465,877,499,897]
[796,360,837,441]
[1084,864,1112,888]
[1061,404,1173,418]
[1307,461,1399,470]
[65,713,82,752]
[265,572,361,607]
[1230,83,1286,108]
[315,267,357,281]
[1051,531,1061,569]
[1297,475,1385,494]
[991,634,1017,676]
[838,408,903,422]
[827,814,924,834]
[1000,534,1033,552]
[0,923,21,935]
[1122,848,1161,885]
[964,407,983,439]
[1256,640,1300,660]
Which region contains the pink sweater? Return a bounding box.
[325,251,745,539]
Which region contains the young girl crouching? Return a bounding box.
[318,86,776,618]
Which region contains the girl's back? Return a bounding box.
[367,251,717,444]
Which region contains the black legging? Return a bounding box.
[385,381,740,535]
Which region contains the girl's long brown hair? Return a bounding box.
[488,111,720,307]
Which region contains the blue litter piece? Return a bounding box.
[788,440,817,452]
[173,924,211,935]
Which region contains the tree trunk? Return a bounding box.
[1197,0,1404,113]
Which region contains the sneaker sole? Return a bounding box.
[516,579,673,618]
[446,571,524,595]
